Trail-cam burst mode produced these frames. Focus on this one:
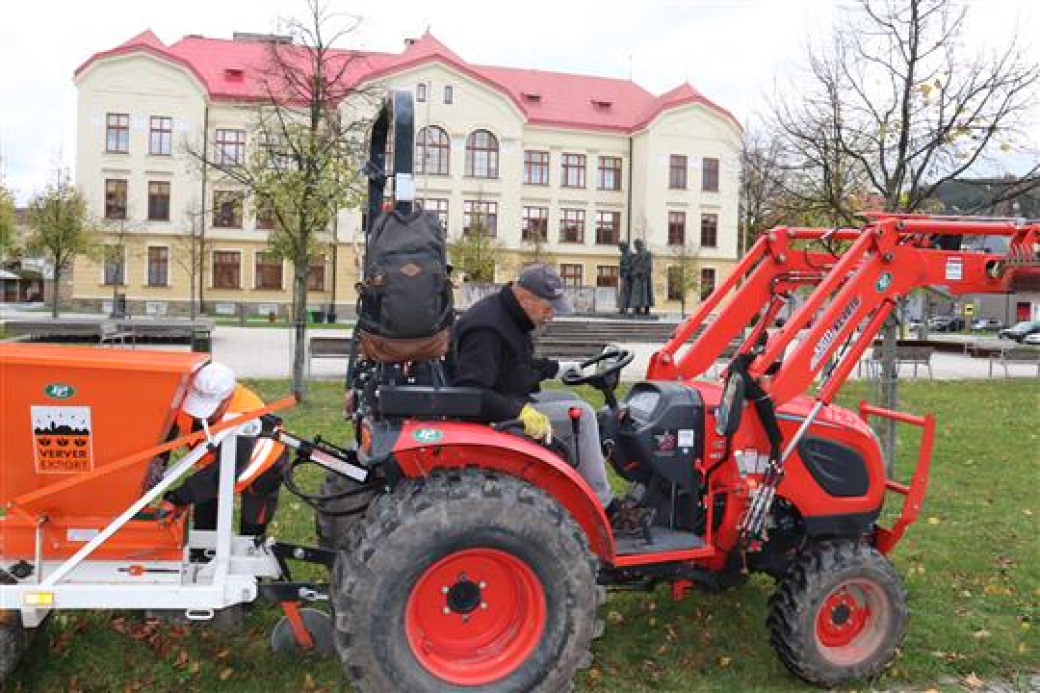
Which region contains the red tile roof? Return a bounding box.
[75,30,741,133]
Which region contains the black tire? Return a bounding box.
[332,469,602,692]
[315,471,378,550]
[0,570,29,684]
[768,540,908,687]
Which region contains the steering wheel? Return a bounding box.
[561,347,634,387]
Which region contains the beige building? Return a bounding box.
[73,30,742,317]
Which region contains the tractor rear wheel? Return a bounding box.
[331,469,602,692]
[768,540,908,687]
[315,471,377,550]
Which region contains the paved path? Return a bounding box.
[207,326,1040,382]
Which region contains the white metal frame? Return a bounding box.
[0,422,283,628]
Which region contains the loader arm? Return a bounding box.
[650,215,1039,410]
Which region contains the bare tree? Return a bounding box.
[0,184,15,264]
[188,0,369,399]
[99,214,137,316]
[667,241,702,317]
[172,201,209,320]
[26,170,96,318]
[738,130,787,255]
[768,0,1040,470]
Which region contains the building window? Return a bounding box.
[308,254,326,291]
[444,85,453,104]
[105,179,127,220]
[702,157,719,192]
[560,263,583,287]
[256,196,276,230]
[416,198,449,229]
[147,246,169,287]
[700,267,717,300]
[700,213,718,248]
[416,83,427,103]
[416,126,450,176]
[596,265,619,288]
[255,252,283,290]
[522,206,549,242]
[212,251,241,289]
[561,153,586,188]
[106,113,129,153]
[560,208,585,244]
[215,128,246,166]
[148,181,170,221]
[465,130,498,178]
[463,200,497,237]
[149,116,172,156]
[213,190,244,228]
[259,132,290,169]
[598,156,622,191]
[669,155,688,189]
[523,150,549,186]
[595,211,620,245]
[103,248,125,286]
[667,266,684,301]
[668,211,686,246]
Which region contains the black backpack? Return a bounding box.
[355,91,454,363]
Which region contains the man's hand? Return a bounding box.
[156,499,186,529]
[141,457,167,494]
[557,361,583,379]
[519,405,552,443]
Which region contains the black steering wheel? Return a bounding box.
[561,346,634,387]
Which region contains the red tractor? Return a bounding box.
[314,212,1039,690]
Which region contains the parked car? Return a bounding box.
[1023,332,1040,346]
[998,320,1040,342]
[971,318,1002,331]
[928,316,965,332]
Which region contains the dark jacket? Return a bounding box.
[451,284,559,420]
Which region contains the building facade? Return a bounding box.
[73,30,742,317]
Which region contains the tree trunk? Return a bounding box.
[51,264,61,318]
[876,317,899,475]
[291,253,309,401]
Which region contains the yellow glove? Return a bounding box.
[519,405,552,443]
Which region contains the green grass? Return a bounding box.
[6,380,1039,692]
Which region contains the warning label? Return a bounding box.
[31,406,94,474]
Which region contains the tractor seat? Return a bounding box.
[377,385,486,420]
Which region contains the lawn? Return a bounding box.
[6,379,1038,692]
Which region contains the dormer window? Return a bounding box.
[523,92,541,103]
[224,68,245,82]
[592,99,612,109]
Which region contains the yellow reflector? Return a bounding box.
[24,591,54,606]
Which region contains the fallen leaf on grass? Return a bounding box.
[973,629,991,639]
[219,668,234,681]
[216,647,231,660]
[719,656,731,667]
[964,672,984,689]
[1019,642,1029,653]
[304,673,316,689]
[927,517,941,525]
[607,610,624,624]
[174,648,188,669]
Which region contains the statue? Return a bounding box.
[617,241,633,314]
[630,239,654,316]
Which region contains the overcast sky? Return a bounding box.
[1,0,1037,203]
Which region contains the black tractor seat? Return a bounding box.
[376,385,486,420]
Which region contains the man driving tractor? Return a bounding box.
[451,263,643,529]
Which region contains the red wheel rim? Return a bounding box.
[405,548,547,685]
[814,579,890,665]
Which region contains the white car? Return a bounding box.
[1023,332,1040,346]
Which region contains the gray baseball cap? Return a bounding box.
[517,264,573,314]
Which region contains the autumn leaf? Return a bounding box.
[219,668,234,681]
[964,672,984,689]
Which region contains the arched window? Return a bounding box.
[465,129,499,178]
[416,126,450,176]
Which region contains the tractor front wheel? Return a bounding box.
[768,540,908,687]
[331,469,602,692]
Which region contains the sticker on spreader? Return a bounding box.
[31,406,95,474]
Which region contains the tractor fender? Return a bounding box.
[389,420,615,561]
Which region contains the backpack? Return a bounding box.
[356,207,454,362]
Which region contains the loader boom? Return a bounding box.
[649,215,1039,408]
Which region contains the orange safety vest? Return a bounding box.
[175,384,286,492]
